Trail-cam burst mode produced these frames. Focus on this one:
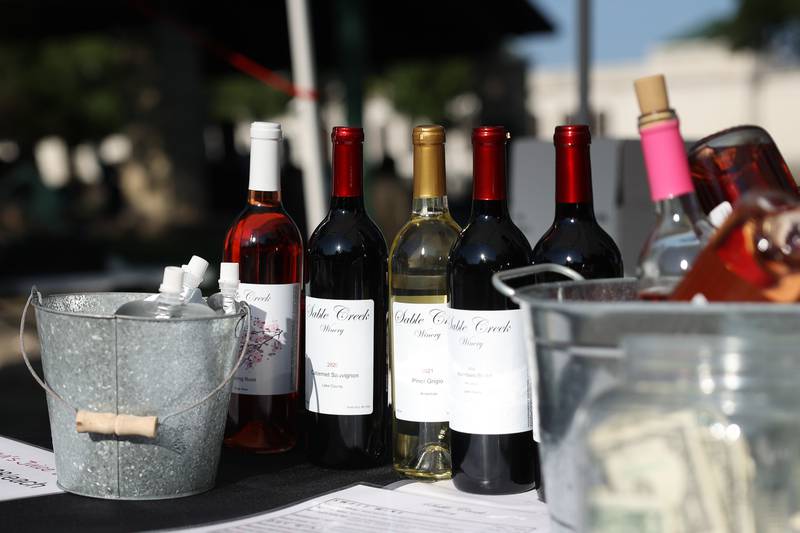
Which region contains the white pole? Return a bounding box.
[286,0,327,237]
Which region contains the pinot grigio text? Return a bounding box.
[391,300,450,423]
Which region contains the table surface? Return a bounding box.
[0,360,402,532]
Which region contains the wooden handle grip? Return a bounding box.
[75,410,158,438]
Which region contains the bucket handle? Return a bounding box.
[160,303,251,423]
[492,264,585,298]
[19,287,252,437]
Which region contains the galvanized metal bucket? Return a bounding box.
[493,267,800,532]
[19,288,250,500]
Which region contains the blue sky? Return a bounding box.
[513,0,736,67]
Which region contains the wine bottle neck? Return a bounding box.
[554,202,596,221]
[470,199,509,218]
[470,132,509,218]
[413,143,446,199]
[331,195,365,211]
[248,137,281,192]
[654,192,705,227]
[639,118,695,202]
[247,190,282,206]
[332,139,363,198]
[412,195,449,216]
[555,143,593,205]
[472,140,507,201]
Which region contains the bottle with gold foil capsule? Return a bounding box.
[389,125,461,479]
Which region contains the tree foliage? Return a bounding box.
[372,58,473,124]
[0,36,136,144]
[698,0,800,56]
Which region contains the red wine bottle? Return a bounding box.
[447,126,539,494]
[223,122,304,453]
[532,125,624,281]
[305,127,389,468]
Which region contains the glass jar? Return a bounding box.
[575,334,800,533]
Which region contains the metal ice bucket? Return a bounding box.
[492,269,800,532]
[19,288,250,500]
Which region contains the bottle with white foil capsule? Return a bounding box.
[389,125,460,479]
[222,122,303,453]
[305,127,389,468]
[447,126,539,494]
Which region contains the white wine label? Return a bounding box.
[234,282,301,396]
[391,300,450,423]
[448,308,534,435]
[305,297,374,415]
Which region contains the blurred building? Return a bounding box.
[528,39,800,174]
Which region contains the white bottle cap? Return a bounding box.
[251,122,282,140]
[182,255,209,288]
[249,122,281,192]
[160,266,184,294]
[709,201,733,228]
[219,262,239,284]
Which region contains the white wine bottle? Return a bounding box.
[389,125,460,479]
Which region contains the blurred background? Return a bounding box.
[1,0,799,369]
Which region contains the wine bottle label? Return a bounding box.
[233,282,300,396]
[305,296,374,415]
[448,308,534,435]
[391,299,450,423]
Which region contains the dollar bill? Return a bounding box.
[587,410,730,533]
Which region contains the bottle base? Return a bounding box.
[224,419,297,454]
[451,473,535,495]
[393,465,451,481]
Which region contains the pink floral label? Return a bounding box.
[234,282,300,396]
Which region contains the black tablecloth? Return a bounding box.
[0,360,402,532]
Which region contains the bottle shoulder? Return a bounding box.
[390,214,461,267]
[225,205,303,247]
[449,216,532,268]
[531,218,623,277]
[308,210,388,258]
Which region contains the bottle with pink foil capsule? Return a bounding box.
[634,74,711,295]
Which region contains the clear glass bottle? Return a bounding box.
[116,266,215,318]
[575,334,800,533]
[208,262,240,314]
[633,75,710,297]
[180,255,209,304]
[389,125,460,480]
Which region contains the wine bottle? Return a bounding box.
[633,74,709,294]
[389,125,461,479]
[305,126,389,468]
[531,125,624,282]
[222,122,303,453]
[447,126,539,494]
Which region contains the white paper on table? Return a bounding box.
[0,435,63,501]
[173,483,550,532]
[393,478,549,516]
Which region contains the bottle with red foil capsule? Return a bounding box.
[222,122,303,453]
[305,127,389,468]
[447,126,539,494]
[634,75,712,295]
[531,125,623,283]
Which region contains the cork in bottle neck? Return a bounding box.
[634,74,677,128]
